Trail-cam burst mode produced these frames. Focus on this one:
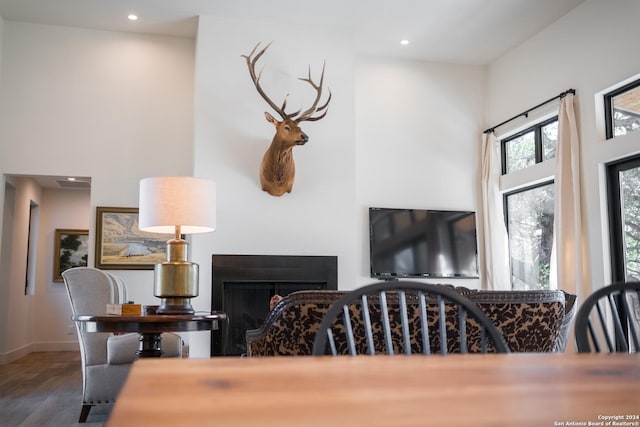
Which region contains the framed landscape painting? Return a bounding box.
[53,229,89,282]
[95,206,172,270]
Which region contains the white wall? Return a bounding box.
[0,22,195,360]
[34,188,90,351]
[187,17,485,356]
[190,16,358,356]
[355,57,485,287]
[486,0,640,294]
[0,182,92,360]
[0,16,489,359]
[0,180,13,361]
[0,15,4,80]
[0,16,7,361]
[1,177,40,362]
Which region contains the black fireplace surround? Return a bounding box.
[210,254,338,356]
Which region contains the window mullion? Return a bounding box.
[535,126,542,164]
[501,140,508,175]
[604,93,614,140]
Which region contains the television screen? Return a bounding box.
[369,207,479,279]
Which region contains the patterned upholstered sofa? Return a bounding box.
[245,286,576,356]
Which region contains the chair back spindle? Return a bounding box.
[361,295,375,355]
[418,292,430,355]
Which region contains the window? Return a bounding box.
[500,118,558,290]
[501,117,558,174]
[604,79,640,139]
[504,182,555,290]
[607,154,640,282]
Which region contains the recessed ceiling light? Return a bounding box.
[128,14,138,21]
[400,40,410,46]
[67,177,76,181]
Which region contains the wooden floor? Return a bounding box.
[0,351,111,426]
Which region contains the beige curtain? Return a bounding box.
[551,93,586,301]
[480,132,511,290]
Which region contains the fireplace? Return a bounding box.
[210,254,338,356]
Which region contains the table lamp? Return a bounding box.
[138,176,216,314]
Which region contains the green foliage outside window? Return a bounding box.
[621,166,640,280]
[506,183,554,290]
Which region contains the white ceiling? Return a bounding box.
[0,0,585,64]
[0,0,585,189]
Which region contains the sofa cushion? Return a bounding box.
[246,286,572,356]
[247,291,347,356]
[469,291,566,353]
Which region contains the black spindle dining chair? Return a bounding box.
[312,281,509,356]
[574,281,640,353]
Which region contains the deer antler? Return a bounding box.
[242,42,331,123]
[296,63,332,122]
[241,42,299,121]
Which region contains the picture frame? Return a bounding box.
[53,229,89,282]
[95,206,172,270]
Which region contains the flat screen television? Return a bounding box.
[369,207,479,279]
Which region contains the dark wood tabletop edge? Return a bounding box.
[72,312,227,322]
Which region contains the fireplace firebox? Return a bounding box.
[210,254,338,356]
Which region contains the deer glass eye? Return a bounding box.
[284,125,291,131]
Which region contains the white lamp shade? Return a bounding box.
[139,176,216,234]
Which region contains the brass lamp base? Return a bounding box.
[156,297,195,315]
[154,237,199,315]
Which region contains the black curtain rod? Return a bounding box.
[483,88,576,134]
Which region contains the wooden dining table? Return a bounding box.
[106,353,640,427]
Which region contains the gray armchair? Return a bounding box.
[62,267,183,422]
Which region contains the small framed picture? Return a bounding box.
[95,206,173,270]
[54,229,89,282]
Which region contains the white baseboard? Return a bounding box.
[33,341,79,352]
[0,343,34,365]
[0,341,80,365]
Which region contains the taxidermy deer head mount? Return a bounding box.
[242,42,331,197]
